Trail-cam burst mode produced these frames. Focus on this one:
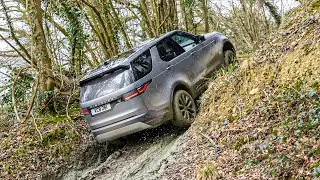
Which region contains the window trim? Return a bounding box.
[155,38,185,62]
[130,49,153,81]
[173,32,199,44]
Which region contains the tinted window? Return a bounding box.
[156,39,185,61]
[80,69,133,103]
[171,34,197,51]
[131,50,152,80]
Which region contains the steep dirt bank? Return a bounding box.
[162,2,320,179]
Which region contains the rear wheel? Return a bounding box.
[224,50,235,66]
[171,90,196,128]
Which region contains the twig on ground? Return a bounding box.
[22,72,39,123]
[31,113,43,141]
[200,132,215,146]
[11,68,27,123]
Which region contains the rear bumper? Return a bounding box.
[92,113,162,143]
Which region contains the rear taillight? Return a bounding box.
[123,90,139,101]
[123,81,151,101]
[81,109,89,115]
[137,81,150,93]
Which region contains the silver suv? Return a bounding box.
[80,30,235,143]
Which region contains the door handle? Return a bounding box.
[166,65,173,70]
[191,52,195,56]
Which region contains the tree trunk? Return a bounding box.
[151,0,160,35]
[201,0,209,33]
[140,0,156,37]
[171,0,178,29]
[84,9,111,58]
[28,0,55,92]
[108,0,132,49]
[83,0,117,56]
[180,0,188,31]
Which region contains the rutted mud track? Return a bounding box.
[62,124,186,180]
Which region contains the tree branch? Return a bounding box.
[0,33,31,64]
[0,0,32,61]
[22,72,39,123]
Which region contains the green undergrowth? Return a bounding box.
[0,103,91,179]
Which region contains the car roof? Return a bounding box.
[120,30,181,60]
[80,30,184,82]
[114,30,183,62]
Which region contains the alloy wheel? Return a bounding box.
[177,93,196,121]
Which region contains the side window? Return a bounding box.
[131,50,152,80]
[156,39,185,62]
[171,34,197,51]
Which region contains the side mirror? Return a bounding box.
[196,35,205,43]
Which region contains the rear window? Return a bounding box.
[80,69,133,103]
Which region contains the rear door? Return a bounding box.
[143,35,201,112]
[169,32,205,88]
[140,38,186,114]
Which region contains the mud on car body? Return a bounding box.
[80,30,236,143]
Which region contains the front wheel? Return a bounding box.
[224,50,236,66]
[171,90,197,128]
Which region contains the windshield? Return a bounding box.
[80,69,133,103]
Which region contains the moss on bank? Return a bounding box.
[0,105,91,179]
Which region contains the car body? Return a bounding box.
[80,30,235,143]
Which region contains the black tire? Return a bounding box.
[171,90,197,128]
[224,50,235,66]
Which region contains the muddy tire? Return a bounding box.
[224,50,235,66]
[171,90,196,128]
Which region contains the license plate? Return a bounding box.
[91,103,111,115]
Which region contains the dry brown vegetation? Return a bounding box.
[163,1,320,179]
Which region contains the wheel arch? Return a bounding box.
[223,40,236,54]
[170,82,194,103]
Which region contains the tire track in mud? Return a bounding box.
[63,124,186,180]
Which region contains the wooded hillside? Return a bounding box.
[0,0,301,179]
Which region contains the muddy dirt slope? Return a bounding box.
[61,125,187,180]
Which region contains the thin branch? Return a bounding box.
[0,33,31,64]
[31,113,43,141]
[157,13,171,32]
[0,71,13,79]
[11,68,27,123]
[0,0,32,61]
[22,72,39,123]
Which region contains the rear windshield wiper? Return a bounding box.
[80,65,129,87]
